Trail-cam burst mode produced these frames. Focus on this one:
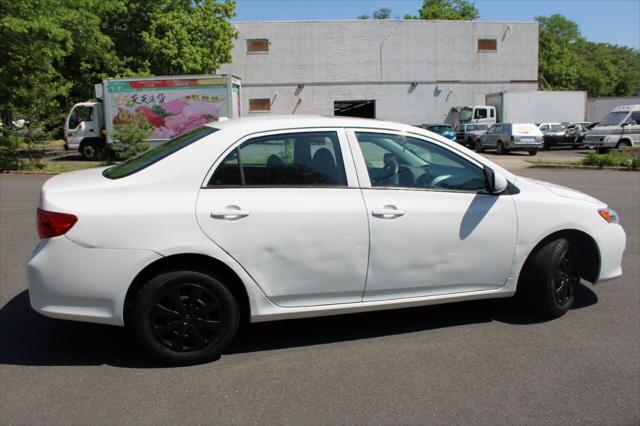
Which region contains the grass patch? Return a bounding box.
[15,161,109,173]
[527,159,582,166]
[582,150,640,169]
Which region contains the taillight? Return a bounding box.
[37,208,77,239]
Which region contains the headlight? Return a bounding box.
[598,208,619,224]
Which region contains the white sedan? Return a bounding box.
[27,116,626,365]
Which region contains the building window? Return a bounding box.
[249,98,271,112]
[477,39,497,52]
[247,39,269,53]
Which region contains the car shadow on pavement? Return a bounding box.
[0,284,597,367]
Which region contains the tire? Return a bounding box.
[596,147,609,154]
[616,140,632,149]
[466,137,474,148]
[80,140,104,161]
[475,140,484,153]
[132,270,240,366]
[496,141,508,155]
[528,149,538,156]
[521,238,578,319]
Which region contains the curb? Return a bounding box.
[527,164,638,171]
[1,171,59,175]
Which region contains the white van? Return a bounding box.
[585,104,640,153]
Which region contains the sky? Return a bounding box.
[234,0,640,49]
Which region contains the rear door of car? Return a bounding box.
[196,128,369,308]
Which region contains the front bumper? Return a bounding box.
[27,236,161,326]
[594,223,626,283]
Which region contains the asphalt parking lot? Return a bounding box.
[1,166,638,425]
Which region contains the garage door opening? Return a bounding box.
[334,100,376,118]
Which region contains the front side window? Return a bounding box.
[68,106,93,129]
[104,126,218,179]
[474,108,488,119]
[627,111,640,124]
[209,131,347,187]
[355,132,485,191]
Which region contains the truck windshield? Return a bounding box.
[103,126,219,179]
[598,112,629,127]
[459,108,473,122]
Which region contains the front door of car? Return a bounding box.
[347,130,517,301]
[196,129,369,308]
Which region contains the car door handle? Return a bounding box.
[372,206,405,219]
[211,207,250,220]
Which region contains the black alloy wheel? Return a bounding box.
[150,283,222,352]
[553,248,575,307]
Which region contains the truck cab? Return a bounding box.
[585,104,640,153]
[458,106,497,125]
[65,101,105,160]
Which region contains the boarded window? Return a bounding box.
[477,39,497,52]
[249,98,271,112]
[247,39,269,53]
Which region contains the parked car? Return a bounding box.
[585,104,640,153]
[538,122,572,149]
[417,123,457,141]
[477,123,543,155]
[565,122,594,146]
[28,116,625,365]
[453,123,489,147]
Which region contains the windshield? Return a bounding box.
[598,111,629,127]
[103,126,218,179]
[459,108,473,123]
[467,124,488,131]
[549,124,565,132]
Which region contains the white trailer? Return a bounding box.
[485,91,587,124]
[65,74,242,160]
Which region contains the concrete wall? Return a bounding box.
[220,20,539,124]
[587,96,640,122]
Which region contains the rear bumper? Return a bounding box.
[27,236,161,326]
[594,224,626,283]
[505,142,542,151]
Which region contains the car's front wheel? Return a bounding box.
[475,140,484,152]
[132,271,240,365]
[521,237,578,318]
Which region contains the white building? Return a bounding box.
[220,20,539,124]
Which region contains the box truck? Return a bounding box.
[64,74,242,160]
[449,91,587,127]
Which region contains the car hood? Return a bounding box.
[517,176,605,206]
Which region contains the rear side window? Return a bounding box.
[103,126,218,179]
[208,131,347,187]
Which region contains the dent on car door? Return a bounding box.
[348,130,518,301]
[196,129,369,307]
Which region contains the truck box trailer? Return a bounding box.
[65,74,241,160]
[485,91,587,124]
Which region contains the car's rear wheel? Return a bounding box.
[616,140,632,149]
[528,149,538,156]
[521,238,578,318]
[132,271,240,365]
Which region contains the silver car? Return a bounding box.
[477,123,543,155]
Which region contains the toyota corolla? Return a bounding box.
[27,116,626,365]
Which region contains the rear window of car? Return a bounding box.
[103,126,218,179]
[514,124,540,133]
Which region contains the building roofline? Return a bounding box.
[231,19,538,25]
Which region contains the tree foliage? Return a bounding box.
[417,0,479,20]
[0,0,236,134]
[358,7,392,20]
[537,14,640,96]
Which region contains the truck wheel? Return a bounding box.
[80,141,104,161]
[132,270,240,366]
[496,141,508,155]
[521,238,578,319]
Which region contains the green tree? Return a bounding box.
[536,14,582,90]
[358,7,392,20]
[418,0,479,20]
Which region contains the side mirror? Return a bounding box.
[483,166,508,194]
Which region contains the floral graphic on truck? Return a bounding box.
[113,97,223,140]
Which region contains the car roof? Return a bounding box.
[207,115,420,133]
[611,104,640,112]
